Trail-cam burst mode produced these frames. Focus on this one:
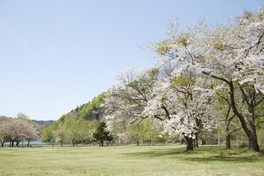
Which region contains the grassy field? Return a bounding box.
[0,145,264,176]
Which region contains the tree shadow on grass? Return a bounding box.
[124,147,198,158]
[124,146,264,163]
[184,154,259,163]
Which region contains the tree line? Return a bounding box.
[40,111,169,147]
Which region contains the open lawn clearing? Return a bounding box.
[0,145,264,176]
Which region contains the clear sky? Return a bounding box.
[0,0,263,120]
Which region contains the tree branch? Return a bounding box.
[161,105,171,120]
[202,71,231,85]
[228,126,242,135]
[239,85,250,106]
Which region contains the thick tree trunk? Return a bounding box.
[248,132,260,152]
[101,140,104,146]
[27,141,30,147]
[247,108,260,152]
[185,137,194,151]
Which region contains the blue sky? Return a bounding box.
[0,0,263,120]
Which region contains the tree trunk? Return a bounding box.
[247,108,260,152]
[10,141,13,147]
[226,133,231,149]
[201,138,206,145]
[194,133,199,148]
[136,140,140,146]
[225,118,231,149]
[27,141,30,147]
[1,137,7,147]
[181,138,185,144]
[185,137,194,151]
[101,140,104,146]
[248,132,260,152]
[217,131,221,146]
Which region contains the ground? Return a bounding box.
[0,145,264,176]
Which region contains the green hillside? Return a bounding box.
[57,92,106,123]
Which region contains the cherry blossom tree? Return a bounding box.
[0,118,38,147]
[143,74,215,150]
[143,20,215,150]
[201,9,264,152]
[104,68,160,128]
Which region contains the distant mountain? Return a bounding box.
[32,120,55,126]
[0,115,11,119]
[0,116,55,126]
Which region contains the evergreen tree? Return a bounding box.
[93,121,113,146]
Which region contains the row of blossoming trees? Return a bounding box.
[0,115,38,147]
[104,10,264,151]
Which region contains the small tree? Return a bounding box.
[93,121,113,146]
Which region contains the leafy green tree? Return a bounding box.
[78,119,96,145]
[63,114,81,146]
[52,121,67,147]
[128,119,164,146]
[93,121,113,146]
[127,122,141,146]
[40,124,55,144]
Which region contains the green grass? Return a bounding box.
[0,145,264,176]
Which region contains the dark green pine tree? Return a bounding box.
[93,121,113,146]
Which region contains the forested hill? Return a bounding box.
[57,92,106,123]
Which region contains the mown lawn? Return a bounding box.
[0,145,264,176]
